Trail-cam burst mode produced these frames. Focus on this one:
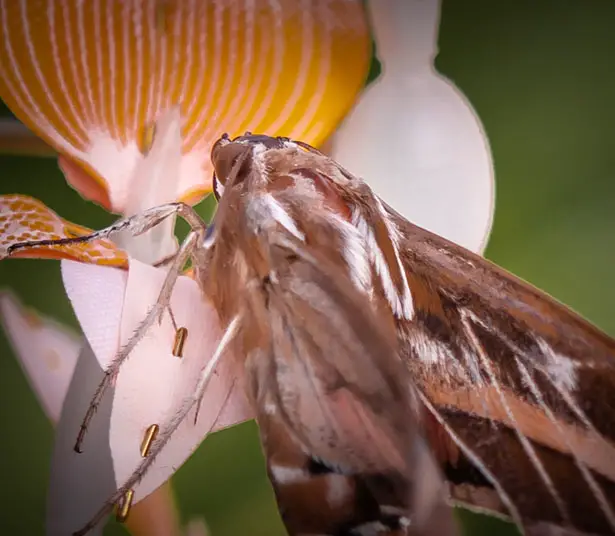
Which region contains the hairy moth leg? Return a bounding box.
[72,315,242,536]
[6,202,184,256]
[73,229,202,453]
[6,202,208,451]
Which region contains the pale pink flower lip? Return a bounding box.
[47,258,253,535]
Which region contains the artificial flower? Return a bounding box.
[0,0,495,534]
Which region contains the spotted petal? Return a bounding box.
[0,0,370,213]
[331,0,495,254]
[0,291,81,424]
[49,258,252,534]
[0,194,128,266]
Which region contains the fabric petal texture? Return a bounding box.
[0,291,81,424]
[0,194,128,266]
[49,259,252,534]
[111,258,252,503]
[0,0,370,213]
[332,0,495,255]
[61,260,127,369]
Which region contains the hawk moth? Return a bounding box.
[8,133,615,536]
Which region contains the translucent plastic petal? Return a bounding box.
[0,0,370,213]
[0,291,80,423]
[331,0,495,254]
[0,194,128,266]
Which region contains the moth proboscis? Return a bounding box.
[6,133,615,536]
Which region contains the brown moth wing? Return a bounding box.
[206,136,615,535]
[261,143,615,534]
[380,204,615,534]
[238,233,455,536]
[203,139,456,535]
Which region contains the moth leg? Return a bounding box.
[5,202,186,257]
[71,203,208,453]
[72,315,242,536]
[73,227,204,453]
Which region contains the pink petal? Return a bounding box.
[111,258,252,502]
[47,261,129,535]
[61,260,126,368]
[48,259,252,534]
[0,291,80,424]
[331,0,495,255]
[47,341,117,536]
[58,155,113,212]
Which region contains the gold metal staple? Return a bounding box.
[173,327,188,357]
[140,424,160,458]
[116,489,134,523]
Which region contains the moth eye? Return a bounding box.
[213,172,225,201]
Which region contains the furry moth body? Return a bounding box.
[7,133,615,536]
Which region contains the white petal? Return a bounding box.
[116,107,181,265]
[61,260,126,368]
[0,291,80,424]
[47,262,130,535]
[49,259,253,535]
[111,259,252,503]
[47,340,115,536]
[211,381,253,433]
[331,0,495,255]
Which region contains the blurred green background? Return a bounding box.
[1,1,615,534]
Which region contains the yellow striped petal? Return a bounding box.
[0,0,370,213]
[0,194,128,266]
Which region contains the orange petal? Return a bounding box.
[0,194,128,267]
[0,1,370,212]
[58,154,112,211]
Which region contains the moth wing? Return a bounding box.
[384,203,615,534]
[243,233,456,535]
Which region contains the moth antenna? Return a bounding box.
[73,315,242,536]
[293,139,324,155]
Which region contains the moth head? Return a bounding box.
[211,132,289,201]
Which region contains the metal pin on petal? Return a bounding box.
[140,424,159,458]
[115,489,134,523]
[173,327,188,357]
